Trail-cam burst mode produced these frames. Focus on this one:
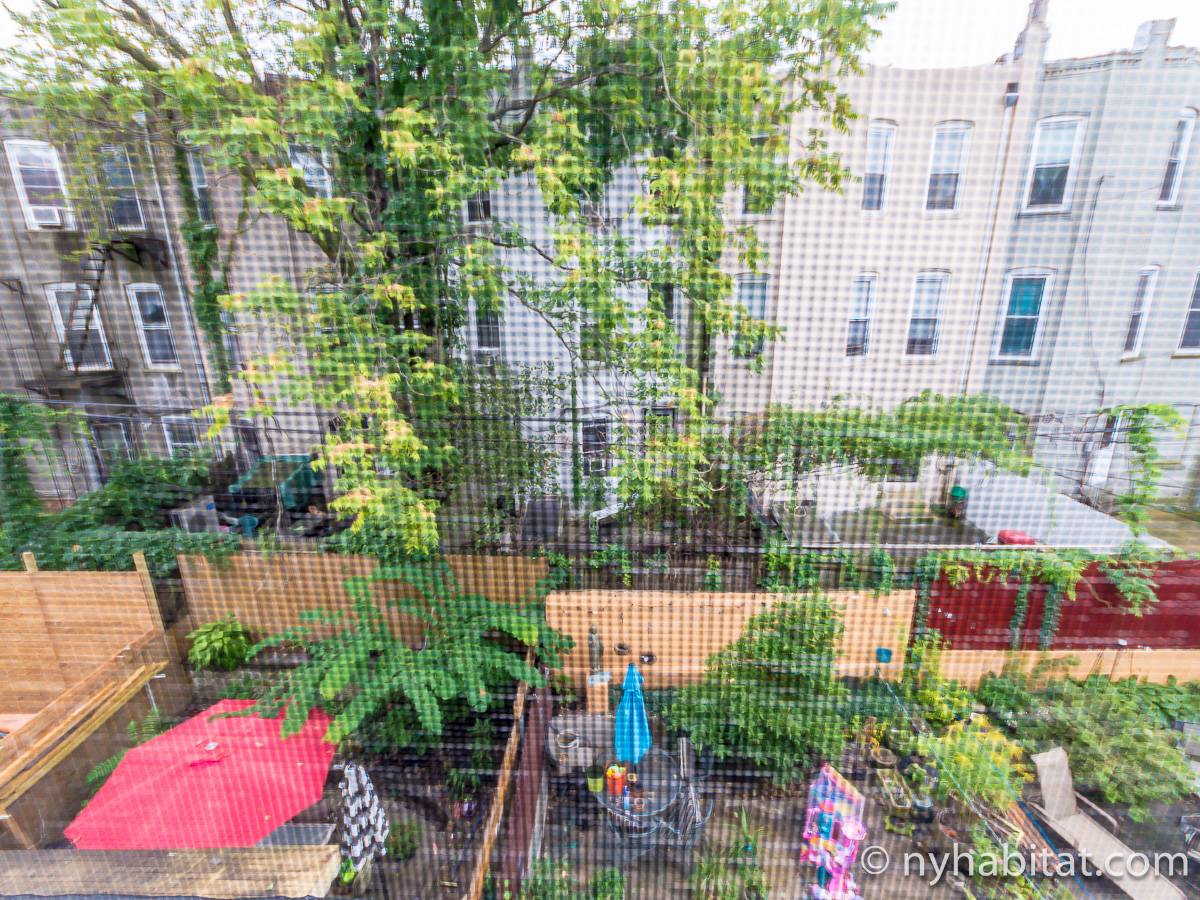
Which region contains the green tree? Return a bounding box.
[665,593,846,780]
[6,0,890,553]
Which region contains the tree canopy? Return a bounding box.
[6,0,890,553]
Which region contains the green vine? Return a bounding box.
[173,147,232,392]
[1038,586,1063,650]
[1009,577,1031,650]
[1101,404,1186,535]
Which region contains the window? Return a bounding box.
[581,418,610,475]
[1180,272,1200,352]
[650,283,676,325]
[1123,267,1158,357]
[45,283,111,370]
[846,274,875,356]
[288,143,332,198]
[906,272,947,356]
[996,271,1051,359]
[100,145,144,230]
[475,307,501,352]
[1158,109,1196,207]
[579,319,604,362]
[126,283,179,368]
[1025,117,1084,209]
[4,139,72,229]
[734,274,769,357]
[926,123,971,210]
[467,190,492,223]
[741,136,774,215]
[643,406,676,436]
[90,420,131,472]
[162,417,200,455]
[862,122,895,211]
[186,148,214,226]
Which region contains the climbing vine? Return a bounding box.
[1009,577,1032,650]
[1101,404,1186,535]
[173,148,232,393]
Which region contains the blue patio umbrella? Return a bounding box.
[614,663,651,765]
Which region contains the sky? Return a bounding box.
[0,0,1199,66]
[869,0,1200,67]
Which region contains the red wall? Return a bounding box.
[927,560,1200,651]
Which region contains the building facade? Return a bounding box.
[0,103,217,500]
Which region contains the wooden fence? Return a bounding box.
[545,589,914,689]
[178,552,549,640]
[0,629,187,849]
[940,648,1200,688]
[0,553,163,713]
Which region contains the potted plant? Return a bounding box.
[447,767,480,819]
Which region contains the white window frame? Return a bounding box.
[125,282,180,369]
[186,148,215,226]
[862,121,896,212]
[100,144,145,231]
[474,304,502,354]
[925,122,972,212]
[162,416,201,455]
[905,271,949,357]
[287,143,333,199]
[734,273,769,357]
[4,139,74,230]
[580,417,610,475]
[45,282,112,371]
[90,419,132,468]
[1023,115,1086,212]
[1158,109,1196,208]
[992,268,1055,361]
[1177,270,1200,355]
[845,273,875,357]
[1122,266,1159,359]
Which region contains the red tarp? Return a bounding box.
[66,699,335,850]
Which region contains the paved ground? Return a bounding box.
[1146,508,1200,554]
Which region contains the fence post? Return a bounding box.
[20,552,37,573]
[132,552,166,636]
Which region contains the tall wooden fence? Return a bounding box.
[178,552,549,640]
[0,553,163,714]
[545,589,914,688]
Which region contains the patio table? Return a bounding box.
[593,749,681,820]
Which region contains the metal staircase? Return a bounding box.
[59,244,111,372]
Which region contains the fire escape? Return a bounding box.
[11,233,169,404]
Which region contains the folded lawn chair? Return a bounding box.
[1031,748,1185,900]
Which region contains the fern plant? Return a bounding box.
[187,616,254,671]
[249,560,570,744]
[85,710,169,796]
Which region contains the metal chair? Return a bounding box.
[657,781,714,871]
[602,806,663,869]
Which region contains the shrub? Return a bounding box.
[917,714,1032,810]
[665,594,846,780]
[187,616,254,671]
[977,669,1195,821]
[385,817,421,861]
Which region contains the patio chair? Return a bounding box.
[1030,748,1186,900]
[658,781,714,871]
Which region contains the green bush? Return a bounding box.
[665,594,846,780]
[977,669,1195,821]
[188,616,254,671]
[385,817,422,861]
[587,869,625,900]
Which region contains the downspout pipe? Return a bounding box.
[958,82,1020,394]
[136,113,212,408]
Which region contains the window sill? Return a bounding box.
[146,365,183,373]
[1156,202,1182,211]
[923,207,961,216]
[989,357,1041,366]
[1118,354,1144,363]
[1017,206,1072,218]
[1172,350,1200,359]
[901,354,940,363]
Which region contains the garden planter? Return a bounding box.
[870,746,897,768]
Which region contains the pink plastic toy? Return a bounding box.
[800,765,867,900]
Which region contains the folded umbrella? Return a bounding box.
[614,663,651,765]
[66,699,335,850]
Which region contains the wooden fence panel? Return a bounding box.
[545,590,914,689]
[178,553,549,639]
[941,648,1200,688]
[0,561,160,712]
